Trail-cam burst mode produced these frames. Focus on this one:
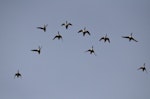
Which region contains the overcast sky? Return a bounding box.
[0,0,150,99]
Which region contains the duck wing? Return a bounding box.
[78,29,83,33]
[68,23,72,26]
[106,38,110,43]
[37,27,43,30]
[31,49,38,52]
[122,36,130,39]
[86,31,90,35]
[53,36,58,40]
[99,37,104,41]
[61,23,65,26]
[131,37,138,42]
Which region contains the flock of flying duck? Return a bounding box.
[14,21,147,78]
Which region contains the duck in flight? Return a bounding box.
[37,24,48,32]
[53,32,63,40]
[31,46,42,54]
[85,46,96,56]
[78,27,90,36]
[138,63,147,73]
[99,34,110,43]
[122,33,138,42]
[61,21,72,29]
[14,70,22,78]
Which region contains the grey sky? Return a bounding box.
[0,0,150,99]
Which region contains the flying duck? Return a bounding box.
[37,24,48,32]
[14,70,22,78]
[78,27,90,36]
[138,63,147,72]
[61,21,72,29]
[85,46,96,56]
[99,34,110,43]
[53,32,63,40]
[122,33,138,42]
[31,46,42,54]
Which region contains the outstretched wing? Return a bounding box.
[61,23,65,26]
[68,23,72,26]
[78,29,83,33]
[138,67,143,70]
[122,36,129,39]
[53,36,57,40]
[85,49,90,53]
[19,73,22,78]
[86,31,90,35]
[99,37,104,41]
[31,49,38,52]
[37,27,43,29]
[132,38,138,42]
[106,38,110,43]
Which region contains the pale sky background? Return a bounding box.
[0,0,150,99]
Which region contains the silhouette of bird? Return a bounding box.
[122,33,138,42]
[37,24,48,32]
[85,46,96,56]
[99,34,110,43]
[31,46,42,54]
[14,70,22,78]
[78,27,90,36]
[61,21,72,29]
[138,63,147,72]
[53,32,63,40]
